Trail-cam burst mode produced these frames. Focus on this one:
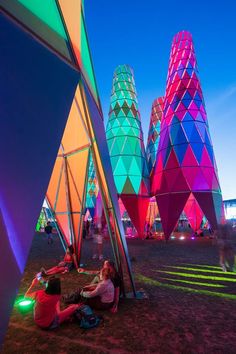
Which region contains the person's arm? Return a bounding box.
[25,277,39,299]
[56,300,61,314]
[110,287,120,313]
[77,268,100,275]
[82,284,97,291]
[82,281,106,298]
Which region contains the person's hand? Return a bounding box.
[110,304,118,313]
[77,268,84,273]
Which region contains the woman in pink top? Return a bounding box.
[25,277,79,329]
[81,268,114,311]
[40,245,79,276]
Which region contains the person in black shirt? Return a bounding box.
[45,221,53,244]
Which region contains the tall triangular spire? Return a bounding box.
[152,31,224,239]
[106,65,150,236]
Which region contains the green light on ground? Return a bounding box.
[183,264,222,270]
[15,297,35,312]
[136,274,236,300]
[164,265,236,275]
[158,277,226,288]
[18,300,33,307]
[152,270,236,282]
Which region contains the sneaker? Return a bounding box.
[221,265,227,272]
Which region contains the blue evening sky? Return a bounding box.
[85,0,236,200]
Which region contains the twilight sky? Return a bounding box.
[85,0,236,200]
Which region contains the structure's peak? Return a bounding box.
[172,30,192,44]
[114,64,134,76]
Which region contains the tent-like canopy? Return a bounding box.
[0,2,135,346]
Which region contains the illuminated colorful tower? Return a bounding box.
[106,65,150,236]
[85,152,98,218]
[146,97,164,178]
[152,31,223,239]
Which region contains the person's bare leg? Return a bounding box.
[46,266,66,275]
[58,304,79,324]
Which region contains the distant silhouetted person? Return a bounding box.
[216,223,235,272]
[45,221,53,244]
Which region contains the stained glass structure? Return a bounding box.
[0,3,135,345]
[106,65,150,236]
[146,197,158,228]
[146,97,164,179]
[85,152,98,218]
[184,193,203,231]
[152,31,223,239]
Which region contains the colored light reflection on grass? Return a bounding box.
[15,297,35,312]
[164,265,236,275]
[18,300,33,307]
[158,277,226,288]
[136,274,236,300]
[153,270,236,282]
[183,264,221,270]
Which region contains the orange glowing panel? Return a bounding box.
[61,95,89,154]
[46,155,63,209]
[58,0,82,67]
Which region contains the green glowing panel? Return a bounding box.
[81,16,98,102]
[130,175,142,194]
[18,0,67,39]
[1,0,72,60]
[114,176,127,194]
[114,158,127,175]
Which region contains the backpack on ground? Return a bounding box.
[74,304,103,329]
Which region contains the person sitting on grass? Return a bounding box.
[79,268,115,311]
[40,245,79,276]
[25,276,79,330]
[64,260,121,313]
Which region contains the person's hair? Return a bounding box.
[67,245,74,255]
[45,277,61,295]
[101,268,111,280]
[104,259,116,278]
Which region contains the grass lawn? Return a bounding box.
[2,232,236,353]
